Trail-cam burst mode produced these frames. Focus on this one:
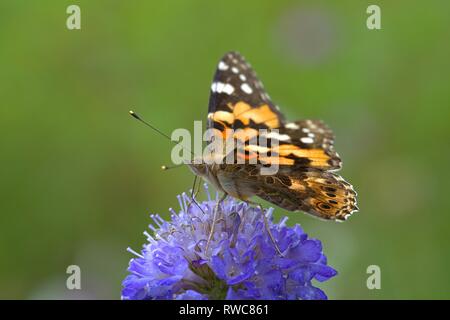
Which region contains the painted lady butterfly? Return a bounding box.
[188,51,358,221]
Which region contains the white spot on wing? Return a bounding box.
[218,61,229,70]
[241,83,253,94]
[285,122,299,129]
[222,83,234,95]
[265,132,291,141]
[239,74,247,81]
[231,67,239,74]
[211,81,234,95]
[300,137,314,144]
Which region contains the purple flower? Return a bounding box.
[122,185,337,300]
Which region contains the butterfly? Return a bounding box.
[188,51,358,221]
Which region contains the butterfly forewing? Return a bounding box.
[271,120,342,170]
[207,51,285,132]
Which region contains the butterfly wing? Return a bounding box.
[268,119,342,170]
[207,52,341,171]
[205,52,357,220]
[254,167,358,220]
[217,165,358,221]
[241,120,354,219]
[207,51,285,132]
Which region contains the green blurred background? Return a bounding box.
[1,0,449,299]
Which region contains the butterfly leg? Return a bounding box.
[193,181,201,199]
[205,193,227,254]
[189,175,201,200]
[188,176,205,215]
[186,176,213,236]
[250,202,283,256]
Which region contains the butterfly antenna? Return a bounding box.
[161,164,183,171]
[129,110,194,156]
[129,111,173,142]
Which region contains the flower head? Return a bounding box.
[122,185,337,300]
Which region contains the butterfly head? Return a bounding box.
[187,160,224,193]
[187,162,208,177]
[186,151,224,177]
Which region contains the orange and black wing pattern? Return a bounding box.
[207,51,285,133]
[205,51,357,220]
[271,120,341,170]
[206,52,340,171]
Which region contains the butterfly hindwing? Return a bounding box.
[215,165,357,220]
[254,167,357,220]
